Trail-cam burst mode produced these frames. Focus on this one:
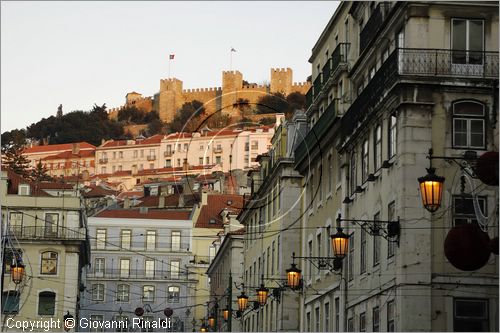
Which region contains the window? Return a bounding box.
[388,114,397,158]
[325,303,330,331]
[308,240,313,280]
[170,260,180,279]
[452,19,484,64]
[317,233,322,274]
[183,144,188,151]
[360,229,366,273]
[315,307,320,331]
[199,144,204,151]
[373,212,381,266]
[209,246,216,262]
[2,291,19,314]
[326,226,332,258]
[134,150,138,158]
[143,285,155,302]
[141,316,155,332]
[454,298,489,331]
[113,152,116,159]
[309,174,314,207]
[95,258,105,277]
[206,157,210,164]
[41,251,58,275]
[328,155,333,193]
[146,231,156,251]
[115,316,128,332]
[453,195,487,226]
[362,139,369,181]
[373,307,380,332]
[44,213,59,236]
[119,151,123,159]
[199,157,203,165]
[452,101,486,149]
[96,229,106,249]
[118,165,122,172]
[145,260,155,278]
[335,298,340,331]
[38,291,56,315]
[90,315,104,332]
[120,230,131,249]
[120,259,130,278]
[348,233,355,281]
[166,159,172,167]
[387,300,395,332]
[347,317,354,332]
[92,284,104,301]
[117,284,130,302]
[318,165,323,201]
[350,152,357,195]
[18,184,30,196]
[168,286,180,303]
[216,156,222,164]
[306,312,311,332]
[374,125,382,170]
[388,202,396,257]
[360,312,366,332]
[101,166,106,174]
[171,231,181,251]
[9,212,23,234]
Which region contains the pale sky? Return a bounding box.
[1,1,339,132]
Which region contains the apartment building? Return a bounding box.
[238,112,307,332]
[295,1,498,332]
[1,169,90,331]
[79,207,197,332]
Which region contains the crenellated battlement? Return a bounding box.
[271,67,292,73]
[242,84,267,89]
[222,70,242,75]
[292,81,312,87]
[182,87,222,93]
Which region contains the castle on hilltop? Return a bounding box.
[108,68,311,123]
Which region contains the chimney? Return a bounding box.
[201,191,208,205]
[178,193,185,208]
[158,194,165,208]
[72,143,80,154]
[124,197,131,209]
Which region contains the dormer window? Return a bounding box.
[18,184,30,196]
[209,219,216,224]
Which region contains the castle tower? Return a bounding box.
[221,71,243,110]
[270,68,293,95]
[158,78,183,123]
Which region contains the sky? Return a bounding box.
[1,1,339,132]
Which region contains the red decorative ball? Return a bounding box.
[490,237,499,255]
[475,151,499,186]
[164,308,173,317]
[444,224,491,271]
[135,307,144,316]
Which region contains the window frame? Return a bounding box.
[388,202,397,258]
[452,195,487,227]
[117,284,130,302]
[453,298,489,331]
[92,283,105,302]
[96,229,107,250]
[387,300,395,332]
[374,124,382,171]
[38,291,56,316]
[120,229,132,250]
[452,100,486,149]
[142,285,155,302]
[388,114,397,159]
[40,251,58,275]
[168,286,180,303]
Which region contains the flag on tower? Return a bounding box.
[230,47,236,52]
[169,54,175,60]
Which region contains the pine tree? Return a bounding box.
[2,143,31,178]
[30,160,53,182]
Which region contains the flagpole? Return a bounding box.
[230,50,232,71]
[168,58,171,78]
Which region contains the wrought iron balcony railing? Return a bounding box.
[331,43,350,75]
[147,155,156,161]
[359,3,389,54]
[164,151,174,157]
[93,241,191,252]
[8,226,86,240]
[98,158,108,164]
[305,87,313,109]
[313,73,323,100]
[213,147,223,153]
[86,268,188,280]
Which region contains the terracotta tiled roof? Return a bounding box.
[5,169,55,197]
[136,193,200,207]
[117,191,143,199]
[23,142,95,154]
[37,182,74,190]
[228,227,246,236]
[95,209,191,220]
[195,194,244,228]
[83,186,118,198]
[42,150,95,160]
[99,134,164,148]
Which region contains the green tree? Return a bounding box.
[117,106,146,123]
[168,100,206,133]
[147,118,165,136]
[30,161,53,182]
[2,144,31,178]
[259,117,276,126]
[233,98,253,118]
[256,92,291,115]
[286,92,306,111]
[1,129,27,148]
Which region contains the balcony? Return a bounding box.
[359,3,388,54]
[8,226,86,241]
[164,151,174,157]
[147,155,156,161]
[295,99,338,164]
[98,158,108,164]
[313,73,323,100]
[305,87,313,109]
[331,43,350,74]
[341,48,499,138]
[213,147,223,153]
[86,268,186,280]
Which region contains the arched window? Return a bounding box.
[38,291,56,315]
[452,101,486,149]
[40,251,58,275]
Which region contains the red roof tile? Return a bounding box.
[42,150,95,160]
[195,194,244,228]
[95,209,191,220]
[136,194,200,207]
[23,142,95,154]
[84,186,118,198]
[99,134,164,148]
[117,191,143,199]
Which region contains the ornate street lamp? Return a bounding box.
[256,284,269,306]
[418,167,445,213]
[63,311,74,332]
[237,291,249,311]
[331,226,349,259]
[207,315,215,329]
[286,255,302,289]
[222,308,230,321]
[200,322,208,333]
[11,259,25,285]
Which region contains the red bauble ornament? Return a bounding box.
[475,151,499,186]
[444,224,491,271]
[135,307,144,316]
[490,237,499,255]
[164,308,173,317]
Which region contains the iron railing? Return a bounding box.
[305,87,313,109]
[322,58,332,83]
[359,3,388,54]
[147,155,156,161]
[8,226,86,240]
[86,268,188,280]
[331,43,350,74]
[92,241,191,252]
[98,158,108,164]
[313,74,323,100]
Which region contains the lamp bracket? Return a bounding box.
[292,255,343,272]
[427,148,478,178]
[337,216,400,246]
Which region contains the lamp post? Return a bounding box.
[237,290,249,311]
[11,258,25,285]
[418,167,445,213]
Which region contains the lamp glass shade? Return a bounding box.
[256,285,269,306]
[331,229,349,259]
[11,262,25,284]
[222,309,229,321]
[286,264,301,289]
[208,316,215,328]
[237,292,249,311]
[418,168,445,213]
[200,324,207,333]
